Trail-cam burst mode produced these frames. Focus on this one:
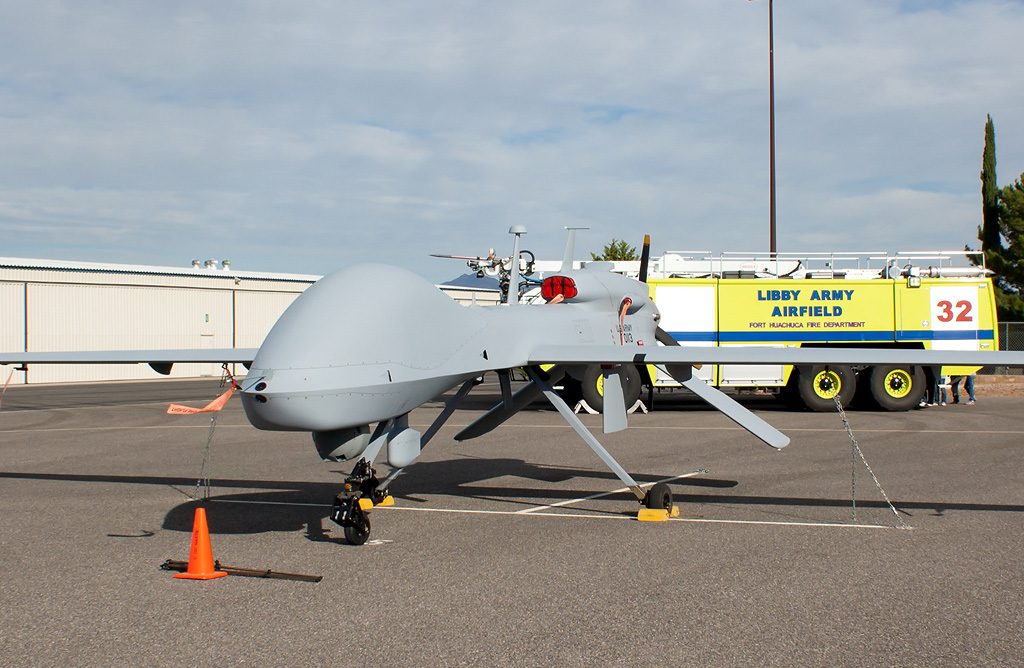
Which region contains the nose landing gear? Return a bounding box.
[330,458,391,545]
[332,497,372,545]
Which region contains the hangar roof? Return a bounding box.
[0,256,321,283]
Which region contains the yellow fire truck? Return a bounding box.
[553,251,997,412]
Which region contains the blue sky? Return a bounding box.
[2,0,1023,281]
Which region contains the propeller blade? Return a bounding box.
[655,326,678,346]
[601,365,628,434]
[656,326,692,380]
[638,234,651,283]
[655,326,701,373]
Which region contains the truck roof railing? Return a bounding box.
[531,250,990,280]
[647,250,989,280]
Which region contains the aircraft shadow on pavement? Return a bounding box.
[4,466,1023,541]
[157,458,732,538]
[435,387,798,415]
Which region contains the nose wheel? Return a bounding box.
[332,498,371,545]
[331,458,389,545]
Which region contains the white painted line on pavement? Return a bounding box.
[211,497,892,529]
[514,471,706,514]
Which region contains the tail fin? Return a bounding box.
[560,227,589,273]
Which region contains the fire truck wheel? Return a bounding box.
[869,364,925,411]
[581,365,642,413]
[797,364,855,411]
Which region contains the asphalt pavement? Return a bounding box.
[1,377,1022,667]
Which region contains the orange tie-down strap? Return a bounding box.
[167,387,235,415]
[0,369,14,410]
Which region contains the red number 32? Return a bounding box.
[936,300,973,323]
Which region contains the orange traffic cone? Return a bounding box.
[174,507,227,580]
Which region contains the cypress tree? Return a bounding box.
[969,115,1024,321]
[980,115,1001,251]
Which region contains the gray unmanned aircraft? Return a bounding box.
[6,226,1024,544]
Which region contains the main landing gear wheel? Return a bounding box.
[644,482,673,510]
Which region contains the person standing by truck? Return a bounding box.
[964,372,976,405]
[948,373,977,405]
[949,375,964,403]
[922,366,942,407]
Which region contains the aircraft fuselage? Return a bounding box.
[240,263,658,432]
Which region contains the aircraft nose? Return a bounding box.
[240,369,332,431]
[238,262,487,432]
[239,372,288,430]
[238,365,402,432]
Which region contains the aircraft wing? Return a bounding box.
[523,342,1024,451]
[528,344,1024,368]
[1,349,258,366]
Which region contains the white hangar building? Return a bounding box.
[1,257,499,385]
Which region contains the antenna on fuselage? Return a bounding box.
[560,226,589,273]
[506,225,527,306]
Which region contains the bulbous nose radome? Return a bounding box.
[251,263,479,373]
[239,262,489,432]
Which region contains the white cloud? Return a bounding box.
[1,0,1023,280]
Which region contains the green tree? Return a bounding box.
[986,174,1024,321]
[980,115,1001,252]
[591,238,638,261]
[969,115,1024,322]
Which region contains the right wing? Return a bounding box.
[527,344,1024,368]
[521,342,1024,451]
